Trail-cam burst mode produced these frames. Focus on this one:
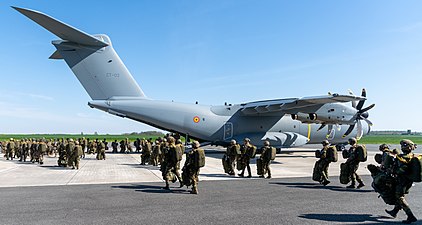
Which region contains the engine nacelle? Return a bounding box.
[290,113,318,123]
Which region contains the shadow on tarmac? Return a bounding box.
[298,213,401,224]
[270,181,373,193]
[111,184,191,195]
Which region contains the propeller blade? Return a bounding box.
[348,89,357,108]
[359,103,375,113]
[356,88,367,110]
[364,118,373,126]
[342,124,355,138]
[317,124,326,131]
[356,120,363,140]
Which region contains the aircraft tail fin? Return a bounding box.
[13,6,146,100]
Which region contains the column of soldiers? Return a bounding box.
[222,138,276,179]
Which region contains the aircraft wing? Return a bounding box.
[240,94,365,115]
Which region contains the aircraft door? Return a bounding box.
[223,122,233,140]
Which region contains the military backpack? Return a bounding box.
[269,147,276,160]
[355,145,367,162]
[247,145,257,158]
[196,148,205,168]
[326,146,338,162]
[406,155,422,182]
[339,163,351,184]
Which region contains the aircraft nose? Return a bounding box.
[361,111,369,119]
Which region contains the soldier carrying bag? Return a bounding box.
[265,147,276,161]
[247,146,257,158]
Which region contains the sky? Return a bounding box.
[0,1,421,134]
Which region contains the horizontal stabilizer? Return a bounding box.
[49,50,62,59]
[12,6,108,47]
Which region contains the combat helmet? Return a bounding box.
[321,140,329,146]
[400,139,416,152]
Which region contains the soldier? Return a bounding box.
[134,138,141,153]
[111,140,118,153]
[119,139,126,153]
[81,137,87,158]
[140,139,152,165]
[6,138,15,160]
[314,140,334,186]
[19,139,29,162]
[238,138,256,178]
[259,140,276,179]
[175,139,185,174]
[66,139,76,168]
[225,140,240,175]
[96,139,106,160]
[182,141,205,194]
[37,140,47,165]
[151,140,161,166]
[57,138,67,167]
[385,139,418,224]
[72,141,83,169]
[344,138,365,188]
[161,137,183,190]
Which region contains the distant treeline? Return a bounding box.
[0,131,165,142]
[369,130,421,135]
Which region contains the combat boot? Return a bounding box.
[191,186,198,195]
[357,181,365,189]
[403,208,417,224]
[385,206,400,218]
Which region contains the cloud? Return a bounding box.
[386,22,422,33]
[28,94,54,101]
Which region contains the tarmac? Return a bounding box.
[0,144,421,224]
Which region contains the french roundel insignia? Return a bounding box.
[193,116,200,123]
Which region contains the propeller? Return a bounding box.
[343,88,375,139]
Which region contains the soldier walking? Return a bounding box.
[182,141,205,194]
[259,140,276,179]
[384,139,418,224]
[225,140,240,175]
[344,138,365,188]
[238,138,256,178]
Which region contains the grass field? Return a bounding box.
[359,134,422,145]
[1,134,421,145]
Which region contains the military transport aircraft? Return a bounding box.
[14,7,375,148]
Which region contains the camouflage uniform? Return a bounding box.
[161,137,183,190]
[96,141,106,160]
[111,140,118,153]
[316,140,331,185]
[151,140,161,166]
[140,140,151,165]
[6,139,15,160]
[36,140,47,165]
[345,138,364,188]
[66,139,76,167]
[225,140,240,175]
[238,138,255,178]
[183,141,203,194]
[385,140,418,224]
[259,141,274,179]
[73,142,83,169]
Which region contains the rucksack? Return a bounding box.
[356,145,367,162]
[406,155,422,182]
[196,148,205,168]
[269,147,276,160]
[247,145,257,158]
[340,163,351,184]
[175,145,183,161]
[327,146,338,162]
